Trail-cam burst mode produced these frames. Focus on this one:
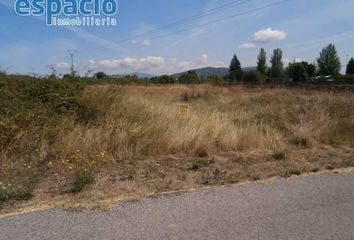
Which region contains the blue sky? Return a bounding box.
[0,0,354,75]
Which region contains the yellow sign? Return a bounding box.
[179,104,190,119]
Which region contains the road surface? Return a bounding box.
[1,170,354,240]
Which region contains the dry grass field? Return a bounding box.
[1,83,354,212]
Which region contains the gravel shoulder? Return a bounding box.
[1,169,354,240]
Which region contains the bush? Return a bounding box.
[151,75,176,84]
[71,171,94,193]
[95,72,109,79]
[178,70,200,84]
[0,190,33,207]
[188,158,215,171]
[333,74,354,81]
[242,71,263,84]
[208,74,224,86]
[273,151,286,161]
[290,136,312,148]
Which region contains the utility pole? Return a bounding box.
[67,50,78,76]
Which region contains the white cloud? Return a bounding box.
[55,62,71,69]
[60,54,224,75]
[199,54,208,63]
[239,43,256,49]
[131,39,152,46]
[254,28,287,43]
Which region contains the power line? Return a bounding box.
[80,0,252,54]
[80,0,290,56]
[117,0,251,40]
[149,0,289,42]
[67,50,78,76]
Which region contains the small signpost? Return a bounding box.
[179,104,190,119]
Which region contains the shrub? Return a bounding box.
[208,74,224,86]
[0,190,33,208]
[290,136,312,148]
[178,70,200,84]
[71,171,94,193]
[188,158,215,171]
[242,71,263,84]
[273,151,286,161]
[95,72,109,79]
[200,169,225,185]
[151,75,176,84]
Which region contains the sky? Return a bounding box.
[0,0,354,75]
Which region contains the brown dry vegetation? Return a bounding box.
[1,83,354,213]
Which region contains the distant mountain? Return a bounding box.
[172,66,257,78]
[111,72,157,79]
[242,66,258,72]
[172,67,228,78]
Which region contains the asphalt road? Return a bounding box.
[1,170,354,240]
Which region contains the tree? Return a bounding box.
[346,57,354,75]
[257,48,267,76]
[270,48,284,78]
[242,71,263,84]
[95,71,108,79]
[303,62,316,78]
[228,54,243,81]
[287,63,307,82]
[179,70,199,84]
[317,44,341,76]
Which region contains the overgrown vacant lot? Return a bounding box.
[1,77,354,212]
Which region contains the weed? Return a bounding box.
[325,164,335,170]
[200,168,226,185]
[251,175,261,181]
[71,171,94,193]
[273,151,286,161]
[0,190,33,208]
[188,158,215,171]
[290,136,312,148]
[281,169,302,178]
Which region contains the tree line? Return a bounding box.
[227,43,354,84]
[149,44,354,85]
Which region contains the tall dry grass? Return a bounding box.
[1,84,354,207]
[58,85,353,159]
